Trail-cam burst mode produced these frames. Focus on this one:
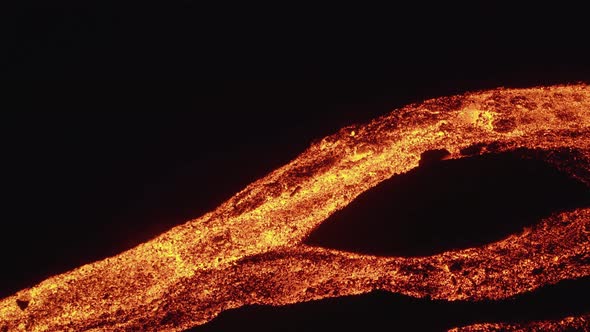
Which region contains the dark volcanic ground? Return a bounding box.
[190,277,590,332]
[305,150,590,257]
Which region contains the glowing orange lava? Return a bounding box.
[451,312,590,331]
[1,85,589,331]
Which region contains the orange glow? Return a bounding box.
[1,85,589,331]
[451,313,590,331]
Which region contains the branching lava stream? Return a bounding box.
[1,85,589,331]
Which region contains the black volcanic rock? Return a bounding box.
[190,277,590,332]
[305,150,590,257]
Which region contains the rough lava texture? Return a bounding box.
[451,313,590,331]
[1,85,589,331]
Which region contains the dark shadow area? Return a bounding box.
[189,276,590,332]
[305,150,590,257]
[3,8,590,297]
[0,83,397,299]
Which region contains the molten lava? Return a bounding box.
[1,85,589,331]
[451,312,590,331]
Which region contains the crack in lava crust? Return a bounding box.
[1,85,589,331]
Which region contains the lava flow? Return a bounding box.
[451,313,590,331]
[1,85,589,331]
